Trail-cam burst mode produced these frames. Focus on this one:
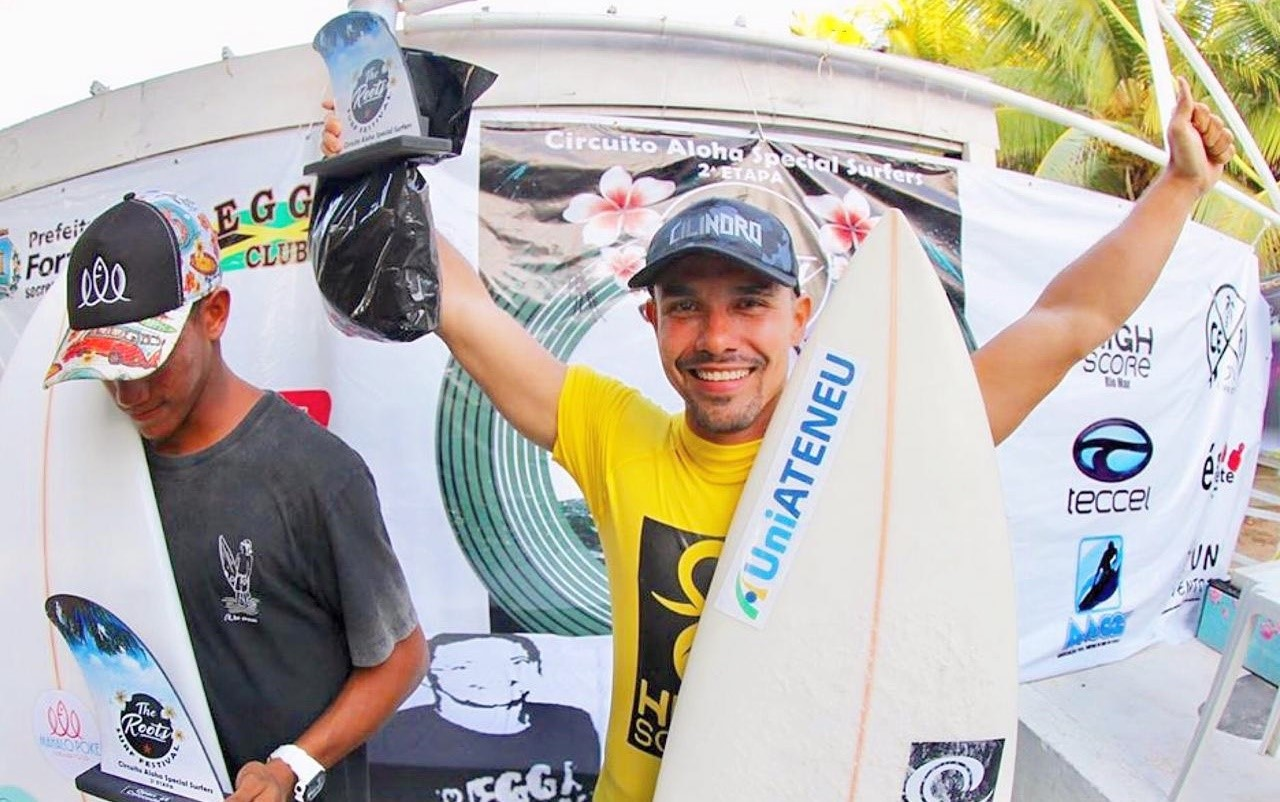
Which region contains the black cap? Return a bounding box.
[45,191,222,388]
[66,195,185,330]
[628,197,800,291]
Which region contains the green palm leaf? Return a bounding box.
[791,0,1280,272]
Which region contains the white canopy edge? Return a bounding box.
[402,11,1278,227]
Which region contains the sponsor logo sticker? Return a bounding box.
[1060,536,1128,657]
[1079,323,1155,390]
[902,739,1004,802]
[714,350,859,627]
[350,59,391,129]
[213,185,313,273]
[1066,418,1152,516]
[117,693,180,766]
[1074,536,1123,613]
[32,690,101,777]
[1072,418,1152,483]
[1201,441,1245,494]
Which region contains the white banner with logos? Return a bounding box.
[0,115,1266,797]
[962,168,1268,681]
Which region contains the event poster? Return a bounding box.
[440,120,962,636]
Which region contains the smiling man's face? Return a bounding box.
[644,255,810,445]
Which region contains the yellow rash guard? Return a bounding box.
[553,365,760,802]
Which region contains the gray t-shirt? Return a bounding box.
[147,392,418,802]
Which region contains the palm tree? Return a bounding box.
[792,0,1280,272]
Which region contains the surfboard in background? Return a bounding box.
[0,281,230,802]
[653,211,1019,801]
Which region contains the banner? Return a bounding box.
[961,167,1268,680]
[0,113,1266,800]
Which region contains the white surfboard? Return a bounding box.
[0,281,231,802]
[653,211,1019,801]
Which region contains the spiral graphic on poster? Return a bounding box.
[436,271,622,635]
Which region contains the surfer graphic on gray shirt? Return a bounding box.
[219,535,257,616]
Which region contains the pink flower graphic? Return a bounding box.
[804,190,880,255]
[1261,619,1277,641]
[563,166,675,248]
[597,245,647,288]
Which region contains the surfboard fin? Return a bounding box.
[45,594,230,802]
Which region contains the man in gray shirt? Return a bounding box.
[45,190,427,802]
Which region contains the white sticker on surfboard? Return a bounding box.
[714,350,861,628]
[32,689,102,779]
[655,211,1019,802]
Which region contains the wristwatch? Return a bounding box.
[269,744,326,802]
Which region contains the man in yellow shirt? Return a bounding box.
[324,79,1234,802]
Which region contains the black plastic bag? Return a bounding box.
[402,49,498,159]
[309,51,496,342]
[310,163,440,342]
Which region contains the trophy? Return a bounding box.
[304,3,454,178]
[305,1,497,342]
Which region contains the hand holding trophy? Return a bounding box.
[307,1,496,342]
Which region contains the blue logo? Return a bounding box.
[1060,536,1128,656]
[0,229,20,300]
[1072,418,1153,483]
[1064,612,1128,650]
[720,350,858,626]
[1075,536,1123,613]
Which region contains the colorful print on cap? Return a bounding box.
[43,190,220,388]
[139,190,221,297]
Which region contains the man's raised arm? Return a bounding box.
[434,236,567,451]
[321,107,566,452]
[972,76,1236,445]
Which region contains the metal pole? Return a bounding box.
[1135,0,1177,143]
[1153,1,1280,213]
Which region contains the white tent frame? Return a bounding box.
[404,8,1280,231]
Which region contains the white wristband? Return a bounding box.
[268,744,325,802]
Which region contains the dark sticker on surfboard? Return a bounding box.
[119,693,177,760]
[901,739,1004,802]
[629,517,720,758]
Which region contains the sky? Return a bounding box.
[0,0,822,132]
